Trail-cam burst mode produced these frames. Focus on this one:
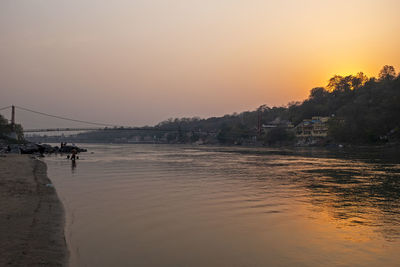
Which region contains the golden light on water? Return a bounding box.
[45,145,400,266]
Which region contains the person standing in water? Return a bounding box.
[71,148,77,161]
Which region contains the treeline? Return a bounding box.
[26,65,400,145]
[154,65,400,144]
[154,107,290,144]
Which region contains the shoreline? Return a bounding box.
[0,154,68,266]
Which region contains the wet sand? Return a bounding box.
[0,155,67,266]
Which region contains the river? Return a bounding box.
[45,144,400,266]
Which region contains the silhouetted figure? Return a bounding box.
[71,148,77,161]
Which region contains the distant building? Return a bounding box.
[262,117,294,132]
[296,116,329,138]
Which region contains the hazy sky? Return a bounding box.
[1,0,399,127]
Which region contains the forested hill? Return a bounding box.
[27,65,400,145]
[154,65,400,144]
[289,65,400,143]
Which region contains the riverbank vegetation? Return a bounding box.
[26,65,400,146]
[0,115,24,144]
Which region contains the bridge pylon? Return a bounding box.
[11,105,15,130]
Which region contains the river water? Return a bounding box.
[45,144,400,267]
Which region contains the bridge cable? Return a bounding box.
[0,106,11,111]
[15,105,119,127]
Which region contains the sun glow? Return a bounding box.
[0,0,399,125]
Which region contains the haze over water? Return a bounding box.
[46,144,400,266]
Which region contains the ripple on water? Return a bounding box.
[46,144,400,267]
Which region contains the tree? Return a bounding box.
[217,124,232,144]
[0,115,10,135]
[351,72,369,90]
[326,73,369,93]
[379,65,396,81]
[264,127,295,145]
[327,75,351,92]
[0,114,24,142]
[309,87,328,99]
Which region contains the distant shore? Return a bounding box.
[0,155,67,266]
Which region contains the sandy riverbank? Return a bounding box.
[0,154,67,266]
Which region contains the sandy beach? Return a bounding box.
[0,154,67,266]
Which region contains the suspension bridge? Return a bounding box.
[0,105,217,136]
[0,105,126,133]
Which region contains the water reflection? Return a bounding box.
[71,159,77,173]
[45,145,400,267]
[299,164,400,242]
[215,147,400,242]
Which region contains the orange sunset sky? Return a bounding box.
[1,0,399,127]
